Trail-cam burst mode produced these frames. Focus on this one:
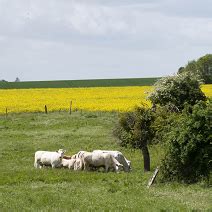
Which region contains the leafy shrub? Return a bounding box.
[115,107,155,148]
[148,72,206,111]
[151,105,180,144]
[160,100,211,183]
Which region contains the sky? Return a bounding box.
[0,0,212,82]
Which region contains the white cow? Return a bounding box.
[62,158,76,169]
[82,151,123,173]
[62,158,83,170]
[92,150,131,172]
[34,149,66,168]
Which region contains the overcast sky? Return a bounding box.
[0,0,212,82]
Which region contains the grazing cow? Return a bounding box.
[82,151,123,173]
[62,158,76,169]
[92,150,131,172]
[62,158,83,170]
[34,149,66,168]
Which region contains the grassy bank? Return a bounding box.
[0,111,211,211]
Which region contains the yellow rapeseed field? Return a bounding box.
[0,85,211,114]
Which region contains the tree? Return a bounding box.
[15,77,20,82]
[178,54,212,84]
[148,72,206,111]
[196,54,212,84]
[114,107,154,171]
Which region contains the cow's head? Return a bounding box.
[126,160,132,171]
[56,149,66,159]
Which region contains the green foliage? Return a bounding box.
[148,72,206,111]
[151,105,179,144]
[197,54,212,83]
[178,54,212,84]
[114,107,155,149]
[160,101,211,183]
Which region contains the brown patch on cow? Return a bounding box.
[63,155,72,160]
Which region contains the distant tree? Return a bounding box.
[147,72,206,111]
[196,54,212,84]
[178,54,212,84]
[15,77,20,82]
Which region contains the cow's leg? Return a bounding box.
[37,160,43,169]
[84,162,89,171]
[105,165,109,173]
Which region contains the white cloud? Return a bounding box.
[0,0,211,81]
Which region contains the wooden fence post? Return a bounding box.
[69,101,72,115]
[147,166,159,188]
[6,108,8,118]
[45,105,48,114]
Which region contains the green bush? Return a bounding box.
[151,105,179,144]
[160,100,211,183]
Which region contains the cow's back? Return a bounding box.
[35,150,47,159]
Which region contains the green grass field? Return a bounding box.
[0,111,211,211]
[0,77,159,89]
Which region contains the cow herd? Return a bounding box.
[34,149,131,173]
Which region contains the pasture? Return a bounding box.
[0,111,211,211]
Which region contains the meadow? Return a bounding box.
[0,111,211,211]
[0,84,211,114]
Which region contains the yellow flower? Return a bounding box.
[0,85,211,114]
